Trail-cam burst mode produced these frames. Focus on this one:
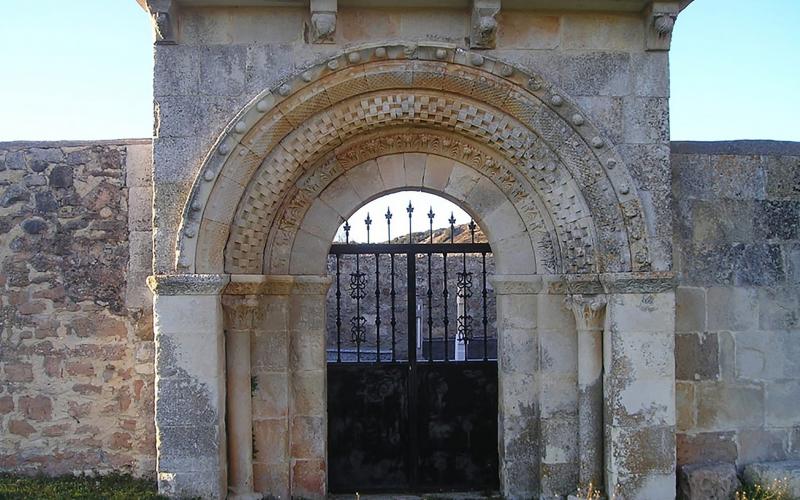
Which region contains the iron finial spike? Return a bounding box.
[407,201,413,243]
[428,206,435,244]
[469,219,477,243]
[385,207,392,242]
[344,220,351,244]
[365,212,372,244]
[449,212,456,243]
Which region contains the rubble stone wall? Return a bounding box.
[0,140,155,477]
[672,141,800,469]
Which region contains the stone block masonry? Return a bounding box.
[672,141,800,470]
[0,140,155,476]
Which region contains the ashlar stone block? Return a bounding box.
[677,462,740,500]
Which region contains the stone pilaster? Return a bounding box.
[148,274,230,499]
[223,275,269,500]
[491,274,542,500]
[602,275,676,500]
[566,294,607,491]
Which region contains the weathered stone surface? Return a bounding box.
[677,432,738,466]
[677,462,740,500]
[695,383,763,430]
[676,333,719,381]
[738,429,790,464]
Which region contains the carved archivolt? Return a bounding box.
[176,43,651,275]
[265,129,558,274]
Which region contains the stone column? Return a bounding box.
[566,294,607,490]
[288,276,332,499]
[602,274,676,500]
[491,274,541,500]
[148,274,230,499]
[223,275,269,500]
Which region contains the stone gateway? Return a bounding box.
[1,1,799,499]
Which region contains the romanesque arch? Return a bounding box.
[173,43,653,277]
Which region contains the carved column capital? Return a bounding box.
[565,294,607,332]
[470,0,501,49]
[222,294,263,332]
[145,0,178,45]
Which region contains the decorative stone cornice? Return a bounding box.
[224,274,270,296]
[543,271,676,295]
[147,274,229,295]
[600,271,676,293]
[489,275,543,295]
[145,0,178,45]
[291,275,333,295]
[470,0,500,49]
[565,294,607,332]
[223,275,333,295]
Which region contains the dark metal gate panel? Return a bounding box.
[328,364,409,493]
[416,362,499,491]
[327,208,498,494]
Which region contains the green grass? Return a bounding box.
[0,473,165,500]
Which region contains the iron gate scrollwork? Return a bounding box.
[327,203,499,494]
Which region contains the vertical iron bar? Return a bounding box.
[336,254,341,362]
[482,251,488,361]
[356,253,361,362]
[406,251,418,489]
[427,252,433,362]
[461,251,468,359]
[390,253,397,362]
[443,251,449,362]
[375,253,381,363]
[407,253,417,363]
[344,220,350,244]
[365,213,372,244]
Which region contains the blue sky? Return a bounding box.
[0,0,797,142]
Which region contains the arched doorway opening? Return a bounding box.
[325,191,498,494]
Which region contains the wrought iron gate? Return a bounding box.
[327,206,499,494]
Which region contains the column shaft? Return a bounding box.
[223,293,262,499]
[567,294,607,490]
